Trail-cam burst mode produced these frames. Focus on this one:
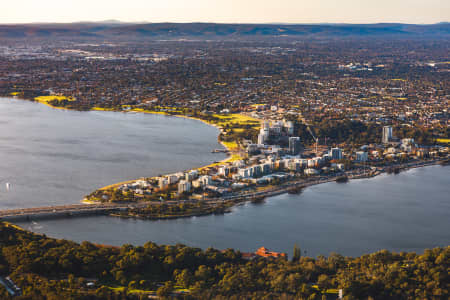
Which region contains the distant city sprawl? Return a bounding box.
[0,38,448,137]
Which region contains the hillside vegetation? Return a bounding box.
[0,222,448,299]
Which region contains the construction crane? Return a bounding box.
[306,125,319,154]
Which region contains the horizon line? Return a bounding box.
[0,20,448,26]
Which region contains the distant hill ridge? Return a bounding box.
[0,22,448,39]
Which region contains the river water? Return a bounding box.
[2,98,449,257]
[0,98,226,209]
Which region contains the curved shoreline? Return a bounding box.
[5,96,248,191]
[89,106,251,172]
[83,111,245,193]
[1,96,448,222]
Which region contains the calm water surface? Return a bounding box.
[0,98,226,209]
[3,98,449,257]
[17,163,450,257]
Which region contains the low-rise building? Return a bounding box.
[355,151,368,162]
[330,147,343,160]
[159,177,169,189]
[304,168,319,176]
[185,170,199,181]
[255,247,287,258]
[218,166,231,177]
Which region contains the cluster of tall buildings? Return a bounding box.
[156,170,212,194]
[256,119,302,155]
[176,172,213,194]
[233,146,346,180]
[236,162,274,179]
[257,120,295,145]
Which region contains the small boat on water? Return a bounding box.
[335,176,349,183]
[440,159,450,166]
[288,187,303,194]
[386,166,401,174]
[30,221,42,230]
[250,196,266,204]
[212,149,229,153]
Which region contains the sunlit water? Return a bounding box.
[3,98,449,257]
[0,97,226,208]
[16,165,450,257]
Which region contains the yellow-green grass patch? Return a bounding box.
[437,138,450,144]
[35,95,75,103]
[222,140,239,150]
[91,107,117,112]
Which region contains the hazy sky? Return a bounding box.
[2,0,449,24]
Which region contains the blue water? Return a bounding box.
[17,165,450,257]
[0,97,226,209]
[3,97,449,257]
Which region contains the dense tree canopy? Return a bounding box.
[0,222,448,299]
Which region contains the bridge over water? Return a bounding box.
[0,203,140,222]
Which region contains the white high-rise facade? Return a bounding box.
[382,126,393,144]
[178,180,191,194]
[257,127,269,145]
